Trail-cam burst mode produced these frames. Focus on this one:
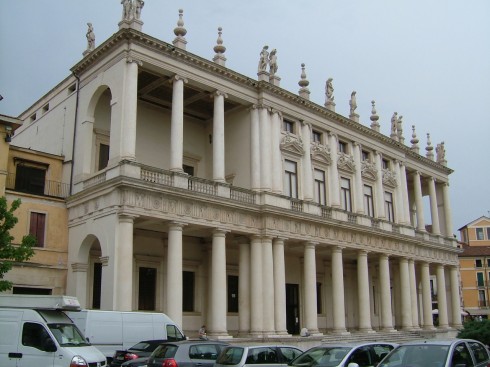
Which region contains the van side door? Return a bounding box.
[0,310,22,367]
[17,322,56,367]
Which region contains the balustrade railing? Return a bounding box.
[6,173,69,199]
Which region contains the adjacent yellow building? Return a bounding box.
[459,216,490,319]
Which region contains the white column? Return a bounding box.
[408,259,420,328]
[120,59,139,161]
[262,236,275,335]
[374,152,386,219]
[273,238,288,335]
[394,161,405,224]
[169,75,187,172]
[436,264,449,328]
[259,106,272,191]
[250,106,261,191]
[332,246,347,333]
[353,143,364,214]
[428,178,441,235]
[379,254,394,330]
[209,229,228,336]
[449,265,463,328]
[115,215,135,311]
[442,183,454,237]
[420,262,434,329]
[212,91,227,183]
[79,118,94,176]
[238,238,251,335]
[399,258,412,329]
[357,250,372,331]
[271,110,283,193]
[413,171,426,231]
[71,263,89,308]
[250,236,263,335]
[304,242,319,334]
[166,222,184,327]
[302,123,313,201]
[400,163,411,224]
[328,134,340,208]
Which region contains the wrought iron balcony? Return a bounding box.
[6,173,69,199]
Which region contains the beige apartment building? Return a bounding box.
[459,216,490,319]
[6,3,462,337]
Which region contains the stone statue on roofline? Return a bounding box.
[349,91,359,122]
[326,78,334,102]
[119,0,144,31]
[86,23,95,51]
[436,141,446,164]
[122,0,132,20]
[258,45,269,73]
[390,112,398,140]
[269,49,278,76]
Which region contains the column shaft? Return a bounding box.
[399,258,412,329]
[414,171,426,231]
[209,229,228,336]
[271,111,283,193]
[374,152,386,219]
[238,240,251,334]
[428,178,441,235]
[421,262,434,329]
[328,134,340,207]
[400,163,411,224]
[442,183,454,237]
[408,259,420,328]
[166,222,184,327]
[250,236,263,335]
[379,254,394,330]
[262,237,275,334]
[332,247,346,332]
[450,266,463,328]
[213,92,226,182]
[436,264,449,328]
[302,123,313,201]
[170,76,186,172]
[250,107,261,190]
[259,107,272,191]
[304,242,319,334]
[273,238,288,334]
[357,251,372,331]
[115,215,134,311]
[120,60,138,161]
[353,143,364,214]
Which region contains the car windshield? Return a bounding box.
[216,347,245,365]
[48,323,90,347]
[290,347,351,367]
[378,345,450,367]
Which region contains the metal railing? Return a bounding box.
[6,173,69,199]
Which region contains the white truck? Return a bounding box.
[0,294,107,367]
[66,310,186,362]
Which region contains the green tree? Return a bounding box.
[0,196,36,291]
[457,318,490,346]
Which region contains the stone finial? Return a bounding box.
[390,112,398,141]
[119,0,144,31]
[370,100,380,132]
[298,63,310,100]
[257,45,270,81]
[397,115,404,144]
[213,27,227,66]
[83,23,95,56]
[410,125,420,153]
[426,133,434,160]
[325,78,336,111]
[269,49,281,86]
[436,141,447,166]
[349,91,359,122]
[173,9,187,50]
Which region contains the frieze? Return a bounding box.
[337,152,355,172]
[382,169,398,187]
[310,142,332,165]
[280,132,304,156]
[361,160,378,180]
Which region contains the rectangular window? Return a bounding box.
[15,164,46,196]
[476,259,483,268]
[487,259,490,268]
[98,143,110,171]
[283,120,294,133]
[487,228,490,240]
[316,282,322,314]
[183,164,194,176]
[364,185,375,217]
[340,177,352,212]
[284,160,298,198]
[338,141,348,153]
[384,191,394,222]
[382,159,389,169]
[29,212,46,247]
[362,151,370,161]
[227,275,239,313]
[314,169,326,206]
[476,228,484,240]
[182,271,195,312]
[479,290,486,307]
[477,272,485,287]
[312,130,322,143]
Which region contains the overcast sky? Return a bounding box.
[1,1,489,236]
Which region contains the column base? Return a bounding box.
[358,328,376,334]
[332,329,350,335]
[207,333,232,340]
[381,327,398,332]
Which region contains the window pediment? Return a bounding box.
[310,142,331,165]
[361,160,377,180]
[280,132,304,155]
[382,168,398,187]
[337,152,355,172]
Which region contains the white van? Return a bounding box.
[0,294,107,367]
[66,310,186,361]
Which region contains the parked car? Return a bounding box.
[111,339,167,366]
[288,342,397,367]
[214,345,303,367]
[377,339,490,367]
[145,340,230,367]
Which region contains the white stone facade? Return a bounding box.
[11,8,462,337]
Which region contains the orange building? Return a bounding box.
[459,216,490,319]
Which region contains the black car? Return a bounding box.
[111,339,167,367]
[145,339,229,367]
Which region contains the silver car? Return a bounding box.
[378,339,490,367]
[288,342,397,367]
[215,345,303,367]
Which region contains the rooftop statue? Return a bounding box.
[121,0,144,21]
[390,112,398,136]
[436,141,446,163]
[349,91,357,115]
[269,49,278,76]
[86,23,95,52]
[134,0,144,20]
[326,78,334,102]
[258,46,269,73]
[121,0,132,20]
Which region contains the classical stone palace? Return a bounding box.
[9,3,462,337]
